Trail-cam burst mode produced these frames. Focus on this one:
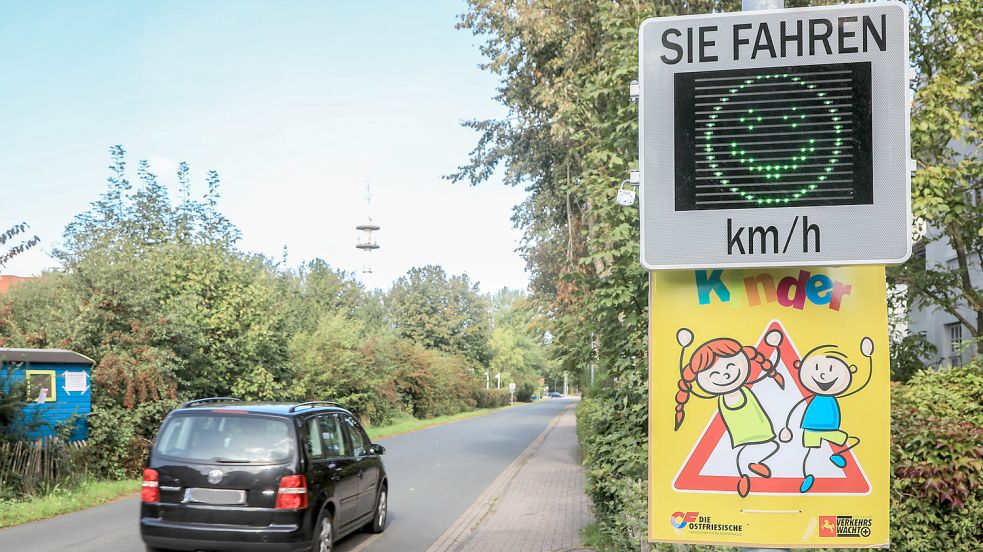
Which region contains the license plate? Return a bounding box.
[184,487,247,505]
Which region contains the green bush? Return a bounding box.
[0,367,27,441]
[577,371,650,552]
[890,332,936,383]
[87,399,181,478]
[516,382,536,402]
[391,341,478,419]
[473,388,510,409]
[890,362,983,551]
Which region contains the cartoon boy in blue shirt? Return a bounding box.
[780,337,874,493]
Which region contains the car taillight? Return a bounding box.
[141,468,160,503]
[275,474,309,510]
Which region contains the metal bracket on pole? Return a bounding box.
[741,0,783,9]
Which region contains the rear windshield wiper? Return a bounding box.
[212,457,255,463]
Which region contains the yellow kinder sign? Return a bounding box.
[648,265,889,548]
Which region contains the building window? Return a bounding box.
[911,240,926,261]
[25,370,57,403]
[945,323,964,367]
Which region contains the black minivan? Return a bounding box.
[140,398,388,552]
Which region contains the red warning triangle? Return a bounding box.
[672,320,870,495]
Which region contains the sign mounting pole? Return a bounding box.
[739,0,789,543]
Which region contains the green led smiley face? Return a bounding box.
[704,72,847,206]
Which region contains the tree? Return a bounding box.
[276,259,367,334]
[487,288,548,389]
[386,265,491,365]
[891,0,982,351]
[0,223,40,270]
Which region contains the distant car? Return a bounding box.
[548,391,564,398]
[140,398,388,552]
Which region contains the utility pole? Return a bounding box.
[496,373,501,389]
[563,371,568,396]
[485,371,490,390]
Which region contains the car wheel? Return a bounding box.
[365,484,388,534]
[313,510,335,552]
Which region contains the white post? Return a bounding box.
[485,371,490,390]
[590,333,597,386]
[496,373,501,389]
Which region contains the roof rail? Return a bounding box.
[182,397,244,408]
[289,401,341,413]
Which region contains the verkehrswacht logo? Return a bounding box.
[820,515,873,537]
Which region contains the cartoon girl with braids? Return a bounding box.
[674,327,785,498]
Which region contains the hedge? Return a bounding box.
[474,388,511,409]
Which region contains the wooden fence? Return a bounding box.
[0,438,90,495]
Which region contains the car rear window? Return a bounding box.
[154,412,294,464]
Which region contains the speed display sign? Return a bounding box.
[639,3,911,269]
[675,62,872,211]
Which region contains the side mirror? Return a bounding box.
[369,443,386,456]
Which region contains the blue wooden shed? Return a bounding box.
[0,348,93,441]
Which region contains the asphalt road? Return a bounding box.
[0,398,573,552]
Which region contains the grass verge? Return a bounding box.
[0,478,140,529]
[366,401,535,440]
[580,522,604,550]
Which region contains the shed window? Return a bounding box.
[26,370,57,402]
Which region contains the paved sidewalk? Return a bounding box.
[430,400,593,552]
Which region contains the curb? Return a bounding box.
[423,401,578,552]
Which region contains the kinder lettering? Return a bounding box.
[696,270,851,311]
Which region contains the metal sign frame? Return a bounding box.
[639,2,910,270]
[647,266,891,548]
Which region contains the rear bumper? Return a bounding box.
[141,517,310,552]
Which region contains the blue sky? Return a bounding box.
[0,0,529,292]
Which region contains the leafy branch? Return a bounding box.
[0,223,40,269]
